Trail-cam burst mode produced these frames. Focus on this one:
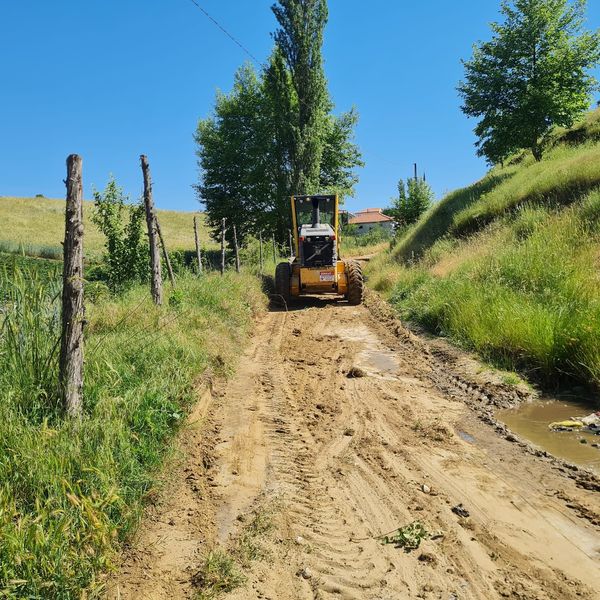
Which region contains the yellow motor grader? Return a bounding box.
[275,194,364,305]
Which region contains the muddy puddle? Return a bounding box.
[331,323,401,379]
[497,399,600,473]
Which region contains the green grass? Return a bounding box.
[0,196,217,261]
[193,505,274,599]
[452,142,600,234]
[0,268,266,598]
[0,252,62,280]
[193,550,245,600]
[368,109,600,392]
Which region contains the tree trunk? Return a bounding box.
[194,216,203,275]
[155,218,175,286]
[532,143,543,162]
[60,154,85,417]
[220,218,226,275]
[288,229,293,259]
[233,225,240,273]
[272,234,277,264]
[141,155,163,305]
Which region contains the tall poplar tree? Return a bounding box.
[271,0,329,193]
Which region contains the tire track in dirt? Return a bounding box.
[111,299,600,600]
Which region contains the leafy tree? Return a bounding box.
[385,178,434,226]
[195,0,362,244]
[91,178,148,290]
[195,65,273,244]
[458,0,600,163]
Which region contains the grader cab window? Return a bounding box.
[295,196,335,228]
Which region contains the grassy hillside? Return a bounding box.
[0,268,266,597]
[369,109,600,391]
[0,196,216,261]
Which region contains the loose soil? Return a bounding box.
[110,295,600,600]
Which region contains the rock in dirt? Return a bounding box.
[418,552,437,565]
[347,366,367,378]
[421,484,431,494]
[451,504,470,518]
[297,567,312,580]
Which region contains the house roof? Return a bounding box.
[349,210,394,225]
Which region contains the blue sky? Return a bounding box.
[1,0,599,213]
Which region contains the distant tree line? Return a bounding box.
[195,0,363,244]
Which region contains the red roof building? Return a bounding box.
[348,208,395,234]
[349,210,394,225]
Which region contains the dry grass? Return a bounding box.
[0,196,217,261]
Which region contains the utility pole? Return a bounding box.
[60,154,85,417]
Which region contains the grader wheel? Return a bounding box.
[275,262,292,305]
[345,260,364,306]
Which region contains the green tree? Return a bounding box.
[91,178,148,290]
[458,0,600,163]
[195,65,272,244]
[385,178,434,226]
[195,0,362,244]
[272,0,329,193]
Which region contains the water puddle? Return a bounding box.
[457,430,476,444]
[497,398,600,473]
[331,324,400,379]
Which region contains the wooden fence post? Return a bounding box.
[220,218,226,275]
[60,154,85,417]
[272,234,277,264]
[155,218,175,286]
[259,232,264,274]
[194,216,203,275]
[141,155,163,305]
[233,225,240,273]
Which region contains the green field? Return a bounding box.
[0,196,217,261]
[368,109,600,390]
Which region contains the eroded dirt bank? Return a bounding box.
[110,298,600,600]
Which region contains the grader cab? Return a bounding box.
[275,194,364,305]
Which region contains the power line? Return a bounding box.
[186,0,260,65]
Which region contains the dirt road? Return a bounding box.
[111,297,600,600]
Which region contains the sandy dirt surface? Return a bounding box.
[110,297,600,600]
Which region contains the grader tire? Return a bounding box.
[345,260,364,306]
[275,262,292,305]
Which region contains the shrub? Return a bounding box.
[91,177,148,291]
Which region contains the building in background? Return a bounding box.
[348,208,395,235]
